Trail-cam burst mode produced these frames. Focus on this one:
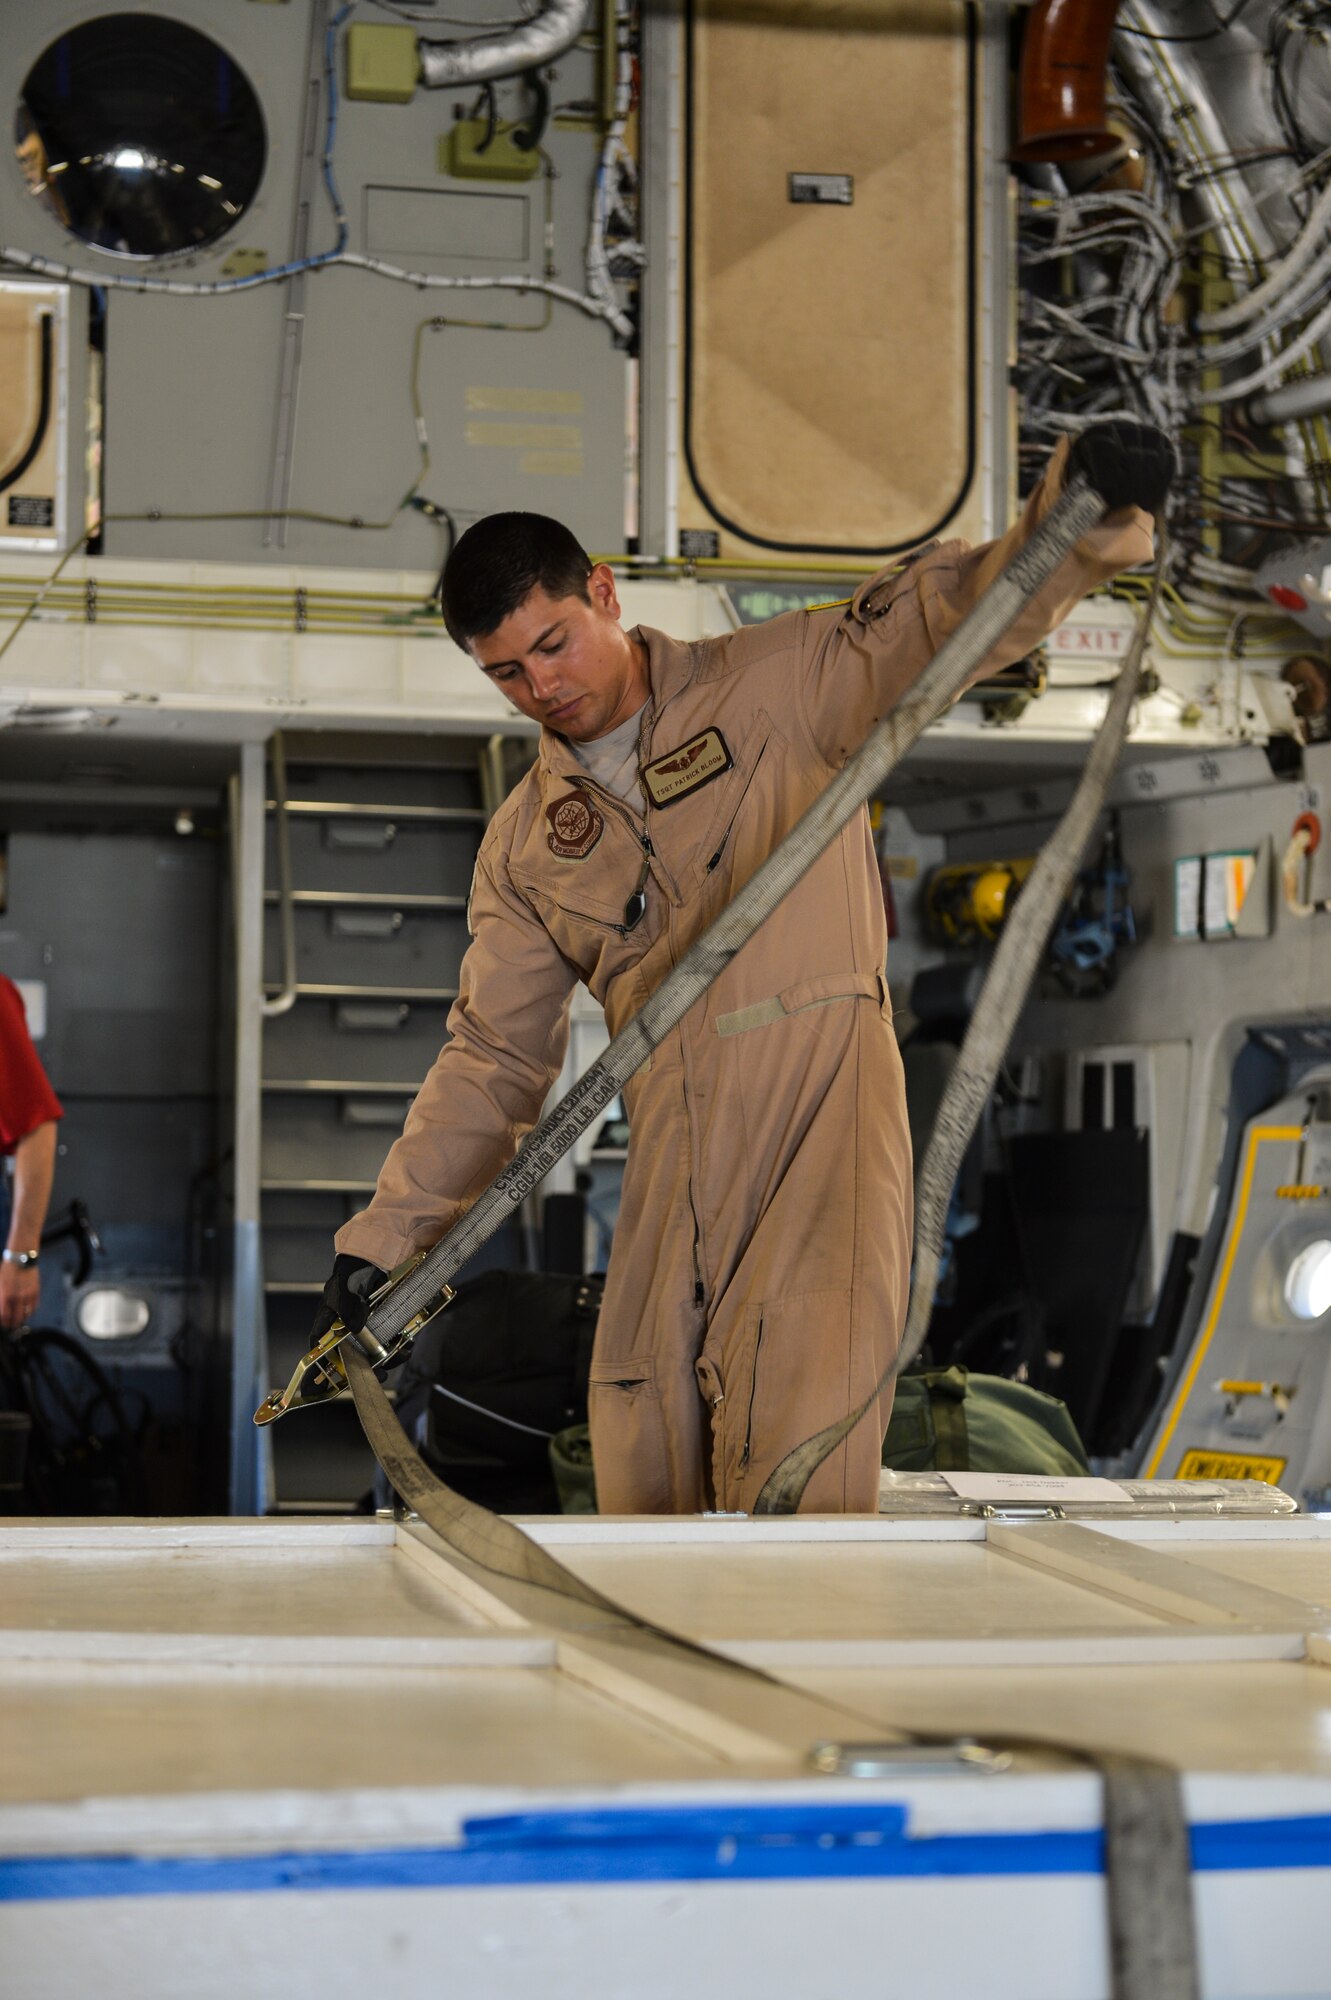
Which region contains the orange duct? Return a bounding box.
[1011,0,1124,163]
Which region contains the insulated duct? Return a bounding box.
[419,0,590,88]
[1250,373,1331,429]
[1011,0,1124,163]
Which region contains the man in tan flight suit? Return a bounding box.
[317,427,1166,1514]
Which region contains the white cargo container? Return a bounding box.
[3,1490,1331,1999]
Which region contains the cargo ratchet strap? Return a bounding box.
[261,482,1198,2000]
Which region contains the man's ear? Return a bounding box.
[587,562,622,620]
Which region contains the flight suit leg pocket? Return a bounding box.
[728,1288,859,1508]
[696,1329,760,1513]
[587,1353,672,1512]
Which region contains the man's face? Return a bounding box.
[468,563,648,742]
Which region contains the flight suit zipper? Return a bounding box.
[737,1316,764,1471]
[687,736,773,1311]
[567,778,679,925]
[678,992,706,1311]
[552,765,705,1301]
[704,735,771,874]
[642,787,705,1315]
[563,762,701,1301]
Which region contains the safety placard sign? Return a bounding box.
[1176,1449,1287,1484]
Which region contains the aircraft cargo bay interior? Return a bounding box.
[2,4,1331,1996]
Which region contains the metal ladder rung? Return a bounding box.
[265,799,485,822]
[262,983,458,1002]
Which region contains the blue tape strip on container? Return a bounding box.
[4,1806,1331,1902]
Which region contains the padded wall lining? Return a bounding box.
[684,0,977,557]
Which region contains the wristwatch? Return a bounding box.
[2,1249,39,1268]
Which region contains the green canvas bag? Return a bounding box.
[881,1366,1090,1476]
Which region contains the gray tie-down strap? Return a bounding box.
[1102,1753,1201,2000]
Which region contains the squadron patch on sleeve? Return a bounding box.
[640,727,733,807]
[546,789,605,860]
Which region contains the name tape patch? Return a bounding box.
[640,727,733,808]
[546,789,604,860]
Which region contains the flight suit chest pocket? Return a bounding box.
[512,880,657,992]
[649,709,781,890]
[511,825,661,986]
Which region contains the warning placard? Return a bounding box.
[7,494,53,528]
[1176,1449,1287,1484]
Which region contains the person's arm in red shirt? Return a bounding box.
[0,977,64,1329]
[1,1119,56,1329]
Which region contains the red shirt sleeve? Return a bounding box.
[0,976,63,1156]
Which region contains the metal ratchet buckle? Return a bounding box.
[253,1255,456,1427]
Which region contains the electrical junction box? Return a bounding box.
[443,119,543,183]
[0,280,69,552]
[345,23,419,104]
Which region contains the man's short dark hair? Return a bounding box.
[441,513,594,649]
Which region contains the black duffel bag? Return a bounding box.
[390,1268,603,1514]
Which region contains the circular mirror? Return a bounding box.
[17,15,266,259]
[1285,1239,1331,1323]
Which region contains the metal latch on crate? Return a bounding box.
[253,1256,455,1426]
[810,1740,1012,1778]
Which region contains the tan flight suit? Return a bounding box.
[337,442,1153,1512]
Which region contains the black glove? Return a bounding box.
[308,1253,388,1343]
[1066,420,1176,515]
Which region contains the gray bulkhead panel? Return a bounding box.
[944,751,1331,1241]
[927,747,1331,1490]
[0,0,629,571]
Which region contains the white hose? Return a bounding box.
[1250,372,1331,426]
[1189,552,1262,591]
[0,241,634,342]
[1028,297,1151,364]
[1045,188,1180,264]
[1195,176,1331,334]
[1193,286,1331,406]
[418,0,589,86]
[1194,231,1331,369]
[584,0,639,328]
